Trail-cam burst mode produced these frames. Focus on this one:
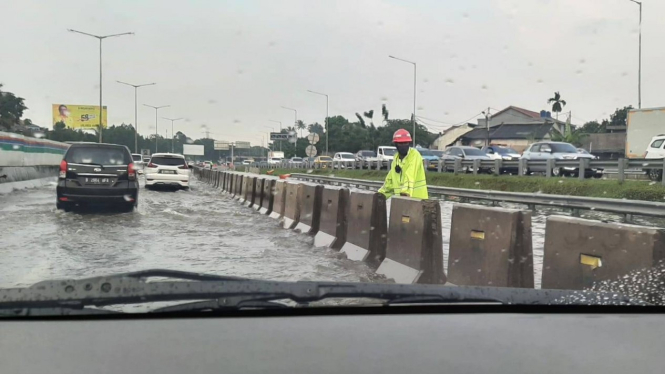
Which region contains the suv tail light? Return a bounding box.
[59,160,67,179]
[147,163,157,168]
[178,164,188,169]
[128,163,136,180]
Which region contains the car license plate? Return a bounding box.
[85,177,112,184]
[161,170,176,174]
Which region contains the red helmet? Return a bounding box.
[392,129,412,143]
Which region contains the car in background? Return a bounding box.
[377,146,397,168]
[242,160,252,166]
[415,148,440,171]
[145,153,190,190]
[441,146,492,173]
[521,142,600,177]
[187,160,195,168]
[333,152,355,168]
[313,155,333,168]
[643,134,665,181]
[56,143,138,212]
[268,157,283,166]
[481,145,522,174]
[142,156,151,164]
[131,153,145,174]
[355,150,377,167]
[288,157,304,166]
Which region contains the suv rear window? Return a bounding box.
[66,146,130,166]
[151,156,186,166]
[650,139,664,149]
[132,154,142,162]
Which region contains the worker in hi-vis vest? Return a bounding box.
[378,129,428,200]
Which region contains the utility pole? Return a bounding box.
[482,108,491,147]
[629,0,643,108]
[163,117,183,153]
[117,81,155,153]
[143,104,169,153]
[68,29,133,143]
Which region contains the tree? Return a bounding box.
[608,105,633,128]
[296,120,306,138]
[580,120,605,134]
[550,114,586,146]
[308,122,324,135]
[0,84,28,131]
[355,113,365,127]
[547,91,567,122]
[381,104,389,123]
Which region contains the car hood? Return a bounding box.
[464,155,491,160]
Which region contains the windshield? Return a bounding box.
[550,143,578,153]
[2,0,663,318]
[65,146,130,165]
[461,148,485,156]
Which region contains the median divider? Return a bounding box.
[261,178,276,215]
[376,197,445,284]
[340,191,387,265]
[447,204,534,288]
[234,175,244,200]
[253,177,264,210]
[269,180,287,219]
[542,216,665,290]
[294,183,323,235]
[314,186,349,249]
[282,181,301,229]
[243,176,256,206]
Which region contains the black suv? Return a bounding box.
[56,143,139,211]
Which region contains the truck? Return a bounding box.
[268,151,285,159]
[377,146,397,167]
[626,107,665,158]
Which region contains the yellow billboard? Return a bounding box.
[52,104,108,129]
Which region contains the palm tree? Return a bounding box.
[381,104,389,124]
[547,91,567,124]
[296,120,306,138]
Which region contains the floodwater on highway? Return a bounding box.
[2,174,664,289]
[0,176,377,288]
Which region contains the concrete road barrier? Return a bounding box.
[243,176,256,207]
[223,172,229,192]
[282,182,301,229]
[542,216,665,290]
[215,171,220,188]
[447,204,534,288]
[294,183,323,235]
[269,180,287,219]
[261,179,276,215]
[253,177,264,210]
[234,175,244,200]
[376,197,445,284]
[314,186,349,249]
[340,191,387,265]
[228,174,236,195]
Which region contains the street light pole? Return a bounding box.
[117,81,155,153]
[68,29,133,143]
[307,90,329,155]
[143,104,169,153]
[281,107,297,155]
[269,120,282,151]
[629,0,642,108]
[389,55,417,147]
[162,117,183,153]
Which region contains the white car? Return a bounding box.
[131,153,145,174]
[288,157,303,166]
[145,153,190,190]
[268,157,283,166]
[644,134,665,181]
[333,152,355,168]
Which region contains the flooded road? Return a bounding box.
[2,174,663,289]
[0,176,376,288]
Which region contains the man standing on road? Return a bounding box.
[378,129,428,200]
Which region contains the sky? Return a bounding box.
[1,0,660,146]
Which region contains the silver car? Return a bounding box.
[442,146,491,173]
[521,142,600,177]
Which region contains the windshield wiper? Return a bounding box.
[0,269,645,315]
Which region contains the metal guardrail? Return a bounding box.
[288,173,665,221]
[252,157,665,185]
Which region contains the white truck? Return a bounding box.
[377,146,397,166]
[626,107,665,158]
[268,151,285,165]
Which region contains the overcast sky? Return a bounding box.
[1,0,661,146]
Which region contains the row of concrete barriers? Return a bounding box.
[196,168,665,290]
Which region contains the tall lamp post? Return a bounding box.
[269,120,282,151]
[67,29,133,143]
[307,90,329,155]
[117,81,155,153]
[143,104,169,153]
[629,0,642,109]
[281,107,297,155]
[388,55,417,147]
[163,117,183,153]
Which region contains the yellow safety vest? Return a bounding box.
[378,148,429,200]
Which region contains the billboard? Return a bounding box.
[235,141,251,149]
[183,144,204,156]
[52,104,108,129]
[214,141,230,150]
[270,132,289,140]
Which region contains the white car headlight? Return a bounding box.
[561,155,577,159]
